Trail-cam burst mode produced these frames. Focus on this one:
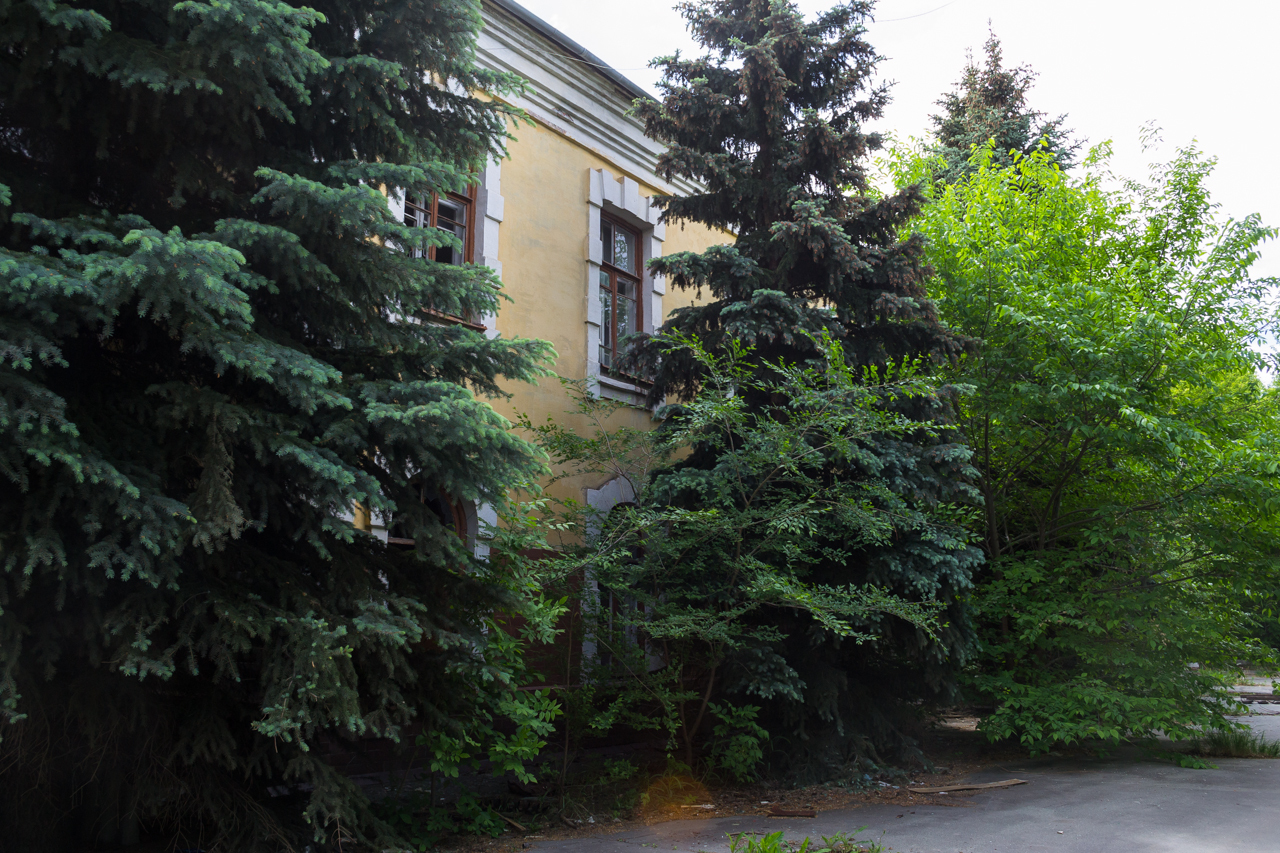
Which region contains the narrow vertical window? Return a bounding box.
[433,195,468,265]
[403,188,474,263]
[599,216,641,375]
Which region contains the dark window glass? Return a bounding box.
[403,190,472,265]
[434,196,467,266]
[388,483,467,547]
[599,217,642,375]
[402,188,481,327]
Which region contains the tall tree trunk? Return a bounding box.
[682,666,716,768]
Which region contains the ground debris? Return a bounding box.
[908,779,1028,794]
[768,806,818,818]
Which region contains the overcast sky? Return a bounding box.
[515,0,1280,279]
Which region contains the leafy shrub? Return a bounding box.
[708,703,769,782]
[894,136,1280,755]
[522,336,952,771]
[377,790,504,852]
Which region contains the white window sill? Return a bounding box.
[597,373,650,395]
[597,373,656,409]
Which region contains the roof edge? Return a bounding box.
[484,0,654,105]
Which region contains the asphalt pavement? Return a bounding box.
[530,703,1280,853]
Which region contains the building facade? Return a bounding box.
[368,0,723,547]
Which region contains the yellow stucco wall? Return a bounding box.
[484,117,724,506]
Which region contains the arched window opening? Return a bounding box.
[593,502,650,671]
[387,482,468,548]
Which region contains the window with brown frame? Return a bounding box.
[403,186,483,328]
[403,187,475,265]
[598,216,642,375]
[387,483,468,547]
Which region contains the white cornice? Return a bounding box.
[477,1,700,198]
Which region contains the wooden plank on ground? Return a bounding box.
[768,807,817,818]
[908,779,1028,794]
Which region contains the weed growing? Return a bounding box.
[1195,728,1280,758]
[377,790,507,851]
[728,828,889,853]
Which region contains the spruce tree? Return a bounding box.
[931,31,1077,184]
[0,0,551,849]
[628,0,983,780]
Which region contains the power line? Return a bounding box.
[876,0,963,23]
[485,0,969,77]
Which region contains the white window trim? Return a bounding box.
[362,491,484,558]
[581,475,663,673]
[586,168,665,407]
[474,157,504,340]
[581,475,633,667]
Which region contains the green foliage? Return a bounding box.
[626,0,984,779]
[1196,727,1280,758]
[708,703,769,782]
[730,830,792,853]
[379,793,459,852]
[601,757,640,784]
[1241,593,1280,653]
[0,0,557,849]
[412,675,561,786]
[892,137,1280,753]
[525,336,954,778]
[451,790,507,838]
[1166,752,1215,770]
[931,30,1077,184]
[973,554,1249,750]
[378,789,506,852]
[730,829,885,853]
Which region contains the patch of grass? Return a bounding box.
[728,828,889,853]
[1196,728,1280,758]
[637,759,714,820]
[1165,751,1214,769]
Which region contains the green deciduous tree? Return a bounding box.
[0,0,554,848]
[892,138,1280,752]
[524,336,946,780]
[931,31,1077,185]
[625,0,983,779]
